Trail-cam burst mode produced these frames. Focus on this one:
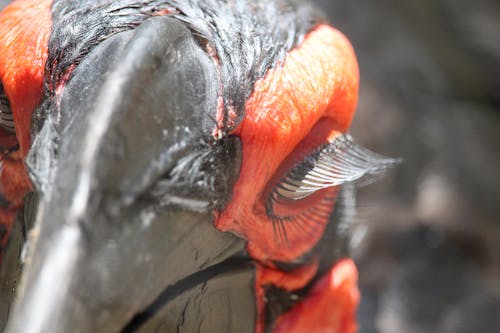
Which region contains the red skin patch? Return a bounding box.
[0,0,52,155]
[216,24,359,263]
[273,259,360,333]
[254,258,320,333]
[0,0,52,259]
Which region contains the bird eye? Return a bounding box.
[266,134,399,243]
[0,84,15,134]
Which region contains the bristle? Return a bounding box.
[267,189,337,245]
[0,88,15,134]
[272,134,400,201]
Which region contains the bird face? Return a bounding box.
[0,1,397,332]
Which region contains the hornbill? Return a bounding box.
[0,0,397,332]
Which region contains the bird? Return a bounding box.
[0,0,397,332]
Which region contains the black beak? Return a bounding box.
[6,17,253,333]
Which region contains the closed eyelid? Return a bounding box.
[263,134,400,246]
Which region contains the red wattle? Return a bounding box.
[273,259,360,333]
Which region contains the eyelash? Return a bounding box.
[266,134,399,244]
[266,187,338,246]
[0,85,15,134]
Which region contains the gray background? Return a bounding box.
[312,1,500,332]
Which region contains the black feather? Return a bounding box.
[42,0,322,135]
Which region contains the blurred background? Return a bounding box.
[312,1,500,332]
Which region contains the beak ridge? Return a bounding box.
[7,16,246,333]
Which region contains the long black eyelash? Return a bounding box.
[266,191,338,247]
[272,134,400,202]
[0,86,15,134]
[266,134,400,245]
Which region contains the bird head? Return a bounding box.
[0,1,398,332]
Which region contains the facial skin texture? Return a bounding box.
[0,0,51,155]
[0,0,51,258]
